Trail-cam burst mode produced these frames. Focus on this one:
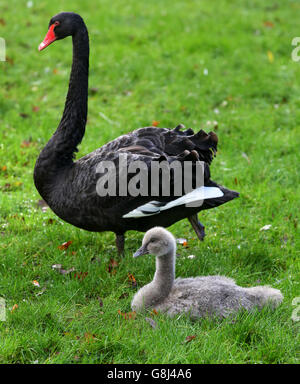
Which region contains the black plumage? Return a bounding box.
[34,13,239,254]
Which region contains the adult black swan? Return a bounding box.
[34,12,239,254]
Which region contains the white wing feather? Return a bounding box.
[123,186,223,218]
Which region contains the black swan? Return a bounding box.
[131,227,283,317]
[34,12,239,254]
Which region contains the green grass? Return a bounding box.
[0,0,299,364]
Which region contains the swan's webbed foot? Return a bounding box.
[188,214,205,241]
[115,233,125,256]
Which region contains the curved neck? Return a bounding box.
[37,25,89,172]
[152,250,175,298]
[131,247,176,312]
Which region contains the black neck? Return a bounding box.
[37,25,89,171]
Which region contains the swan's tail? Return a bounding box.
[246,286,283,309]
[200,180,239,210]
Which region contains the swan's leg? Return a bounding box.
[115,233,125,255]
[188,214,205,241]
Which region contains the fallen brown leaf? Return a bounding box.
[19,113,29,119]
[21,139,35,148]
[108,258,119,274]
[21,138,31,147]
[128,273,137,288]
[6,56,14,65]
[11,304,18,312]
[263,21,274,28]
[58,241,72,250]
[84,332,96,343]
[118,310,136,320]
[185,335,196,343]
[74,272,88,280]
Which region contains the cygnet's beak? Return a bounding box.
[133,244,149,258]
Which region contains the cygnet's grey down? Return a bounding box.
[131,227,283,318]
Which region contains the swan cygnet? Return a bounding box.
[131,227,283,318]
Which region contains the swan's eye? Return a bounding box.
[54,21,60,27]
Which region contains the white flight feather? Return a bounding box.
[123,186,223,218]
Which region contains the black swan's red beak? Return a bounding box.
[39,23,57,51]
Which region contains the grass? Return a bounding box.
[0,0,299,364]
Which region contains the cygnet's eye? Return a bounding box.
[150,238,157,243]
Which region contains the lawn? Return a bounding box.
[0,0,299,364]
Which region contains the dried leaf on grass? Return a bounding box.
[128,273,137,288]
[84,332,96,343]
[21,140,34,148]
[107,258,119,274]
[263,21,274,28]
[32,106,40,112]
[58,241,72,250]
[19,113,29,119]
[11,304,18,312]
[118,310,136,320]
[74,272,88,280]
[185,335,196,343]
